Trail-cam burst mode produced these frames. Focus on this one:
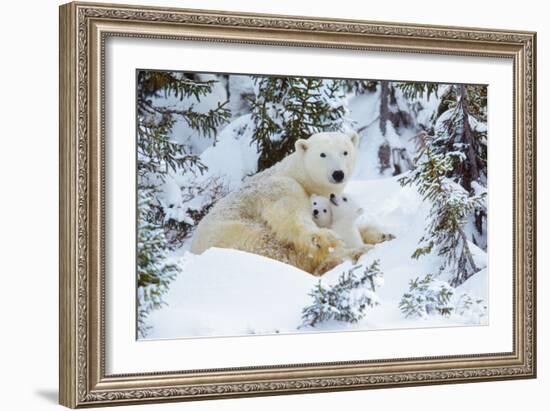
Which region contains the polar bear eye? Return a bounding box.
[313,202,317,206]
[320,153,326,158]
[323,209,327,213]
[343,197,348,202]
[343,151,348,156]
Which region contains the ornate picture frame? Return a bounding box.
[59,1,536,408]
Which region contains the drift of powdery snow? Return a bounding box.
[145,248,315,338]
[143,77,488,339]
[145,176,488,339]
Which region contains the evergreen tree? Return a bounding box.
[375,80,416,175]
[399,146,486,286]
[433,84,487,247]
[341,79,378,95]
[433,84,487,193]
[399,274,488,323]
[136,70,230,244]
[137,71,230,179]
[398,82,488,248]
[137,186,179,337]
[454,293,488,324]
[301,261,383,327]
[249,76,348,171]
[136,71,231,332]
[399,274,454,318]
[396,82,439,101]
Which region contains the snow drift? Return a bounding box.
[146,176,488,339]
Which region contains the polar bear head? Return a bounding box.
[329,192,364,223]
[310,194,333,228]
[295,131,358,195]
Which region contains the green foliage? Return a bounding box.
[400,276,489,323]
[136,70,231,244]
[137,71,230,178]
[399,274,454,318]
[432,84,487,192]
[411,243,434,260]
[250,76,347,171]
[398,82,488,286]
[137,114,207,177]
[136,71,231,335]
[395,82,439,100]
[138,71,216,101]
[137,186,179,337]
[400,146,485,285]
[454,293,488,324]
[301,261,383,327]
[341,79,378,95]
[455,293,486,316]
[166,176,230,247]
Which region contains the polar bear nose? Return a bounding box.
[313,209,319,216]
[332,170,345,183]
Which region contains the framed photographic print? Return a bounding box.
[59,1,537,408]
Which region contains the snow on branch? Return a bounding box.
[399,145,486,286]
[399,274,487,323]
[301,260,383,328]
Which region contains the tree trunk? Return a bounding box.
[456,85,481,192]
[379,80,390,135]
[452,225,480,286]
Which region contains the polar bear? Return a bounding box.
[310,193,395,248]
[328,193,366,249]
[310,194,332,228]
[191,131,359,275]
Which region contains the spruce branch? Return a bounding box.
[301,261,383,328]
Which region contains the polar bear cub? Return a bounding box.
[328,193,365,249]
[310,192,396,253]
[310,194,333,229]
[310,192,365,249]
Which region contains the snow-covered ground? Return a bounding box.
[142,75,488,340]
[145,175,488,339]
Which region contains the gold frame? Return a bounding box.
[59,1,537,408]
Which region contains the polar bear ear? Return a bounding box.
[295,139,308,152]
[349,131,359,147]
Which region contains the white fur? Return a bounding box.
[191,131,359,275]
[295,131,358,195]
[329,193,365,249]
[310,194,332,228]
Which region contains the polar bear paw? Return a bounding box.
[358,224,396,245]
[310,228,341,253]
[349,244,375,263]
[380,233,396,242]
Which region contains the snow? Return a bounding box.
[414,91,440,128]
[434,108,454,134]
[159,176,194,225]
[197,114,258,189]
[145,175,488,339]
[152,73,228,155]
[141,76,488,339]
[468,114,487,133]
[229,75,255,118]
[455,268,487,302]
[158,114,259,223]
[146,248,313,338]
[347,85,421,180]
[383,120,403,148]
[347,89,380,131]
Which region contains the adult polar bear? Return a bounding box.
[191,131,380,275]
